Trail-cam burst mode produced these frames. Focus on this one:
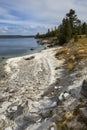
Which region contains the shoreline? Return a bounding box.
[0,47,64,130]
[0,46,87,130]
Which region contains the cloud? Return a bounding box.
[0,0,87,34]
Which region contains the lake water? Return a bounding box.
[0,38,43,57]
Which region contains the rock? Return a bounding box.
[79,107,87,119]
[58,86,62,89]
[15,114,41,130]
[40,110,52,118]
[0,120,4,130]
[6,105,24,120]
[54,86,58,90]
[63,92,70,100]
[58,92,70,101]
[2,57,5,59]
[30,48,34,51]
[7,106,17,113]
[58,93,64,101]
[51,101,57,108]
[81,79,87,97]
[41,40,48,44]
[49,123,57,130]
[1,101,11,113]
[0,115,6,121]
[5,127,12,130]
[24,56,34,60]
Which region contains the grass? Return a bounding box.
[76,37,87,44]
[56,102,87,130]
[55,37,87,71]
[55,36,87,129]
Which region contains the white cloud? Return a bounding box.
[0,0,87,34]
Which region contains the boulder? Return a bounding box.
[81,79,87,97]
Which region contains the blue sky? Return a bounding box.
[0,0,87,35]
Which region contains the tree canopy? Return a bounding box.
[36,9,87,45]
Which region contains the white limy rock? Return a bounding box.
[63,92,70,100]
[5,127,12,130]
[0,47,87,130]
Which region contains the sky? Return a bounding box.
[0,0,87,35]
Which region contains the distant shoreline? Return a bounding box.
[0,35,35,39]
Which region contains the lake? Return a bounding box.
[0,38,43,57]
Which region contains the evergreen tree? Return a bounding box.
[66,9,77,36]
[74,19,82,35]
[58,18,72,44]
[36,32,40,38]
[82,22,87,35]
[35,9,87,45]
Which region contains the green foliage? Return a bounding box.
[58,18,72,44]
[36,9,87,45]
[74,34,78,42]
[36,32,40,38]
[82,22,87,35]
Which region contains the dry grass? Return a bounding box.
[76,37,87,44]
[56,102,87,130]
[55,37,87,71]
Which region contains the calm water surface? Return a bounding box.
[0,38,43,57]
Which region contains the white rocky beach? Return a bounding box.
[0,46,87,130]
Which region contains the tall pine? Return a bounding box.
[58,18,72,44]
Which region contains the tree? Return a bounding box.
[82,22,87,35]
[58,18,72,44]
[36,32,40,38]
[66,9,78,36]
[76,20,82,35]
[48,29,50,34]
[46,28,50,37]
[35,9,87,45]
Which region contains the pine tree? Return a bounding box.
[36,32,40,38]
[82,22,87,35]
[58,18,72,44]
[66,9,78,36]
